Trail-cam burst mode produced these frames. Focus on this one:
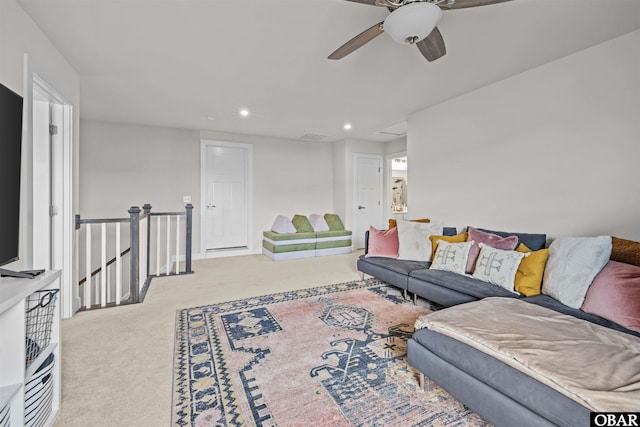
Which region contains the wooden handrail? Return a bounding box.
[78,247,131,286]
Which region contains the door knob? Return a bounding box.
[207,204,216,208]
[358,206,366,210]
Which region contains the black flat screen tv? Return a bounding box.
[0,82,23,269]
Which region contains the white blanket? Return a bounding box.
[415,298,640,412]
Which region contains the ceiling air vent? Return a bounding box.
[299,133,329,142]
[377,121,407,137]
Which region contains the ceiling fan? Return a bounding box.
[328,0,512,62]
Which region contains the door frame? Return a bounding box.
[199,139,253,258]
[352,153,383,249]
[24,57,75,318]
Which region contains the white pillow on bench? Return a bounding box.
[309,214,330,232]
[271,215,297,234]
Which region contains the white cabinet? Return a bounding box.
[0,271,61,427]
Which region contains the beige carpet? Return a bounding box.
[54,251,363,427]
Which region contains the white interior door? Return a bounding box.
[32,94,64,272]
[353,154,383,249]
[203,142,250,250]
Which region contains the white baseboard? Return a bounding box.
[200,247,259,259]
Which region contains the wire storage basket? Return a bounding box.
[25,289,59,368]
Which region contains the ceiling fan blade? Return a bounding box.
[328,21,385,60]
[344,0,399,7]
[343,0,379,5]
[416,27,446,62]
[438,0,512,10]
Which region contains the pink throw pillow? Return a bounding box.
[366,226,399,258]
[466,227,518,273]
[581,260,640,333]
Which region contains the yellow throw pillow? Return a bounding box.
[388,218,430,229]
[514,243,549,296]
[429,233,469,259]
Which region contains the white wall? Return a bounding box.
[407,30,640,241]
[79,122,336,255]
[1,0,80,315]
[384,137,407,156]
[79,120,200,218]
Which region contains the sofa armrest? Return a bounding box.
[364,230,369,255]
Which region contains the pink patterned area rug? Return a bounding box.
[172,279,488,426]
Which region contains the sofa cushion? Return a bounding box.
[262,240,316,253]
[581,260,640,333]
[292,214,314,233]
[443,227,457,236]
[476,227,547,251]
[409,268,520,300]
[263,230,316,242]
[308,214,330,232]
[524,294,640,338]
[365,226,399,258]
[429,233,468,259]
[466,228,518,273]
[270,215,297,234]
[611,236,640,267]
[514,244,549,297]
[472,244,527,293]
[315,230,352,238]
[430,240,473,275]
[324,213,345,231]
[397,220,444,262]
[359,255,430,276]
[542,236,612,309]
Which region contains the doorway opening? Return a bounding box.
[391,156,408,214]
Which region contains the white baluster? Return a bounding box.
[101,223,107,307]
[166,216,171,275]
[175,215,180,274]
[156,216,161,277]
[106,263,111,304]
[116,222,121,305]
[85,225,92,309]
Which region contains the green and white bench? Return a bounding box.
[262,214,352,261]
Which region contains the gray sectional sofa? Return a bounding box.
[357,228,640,427]
[357,227,545,306]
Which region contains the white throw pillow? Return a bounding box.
[430,240,474,275]
[397,220,444,261]
[308,214,330,232]
[472,243,528,293]
[270,215,297,234]
[542,236,612,309]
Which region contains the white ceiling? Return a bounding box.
[17,0,640,143]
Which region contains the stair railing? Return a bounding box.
[75,203,193,311]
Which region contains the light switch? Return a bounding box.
[183,195,191,203]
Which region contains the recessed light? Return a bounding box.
[206,115,215,121]
[239,108,250,117]
[344,123,352,130]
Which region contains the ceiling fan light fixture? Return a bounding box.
[383,2,443,45]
